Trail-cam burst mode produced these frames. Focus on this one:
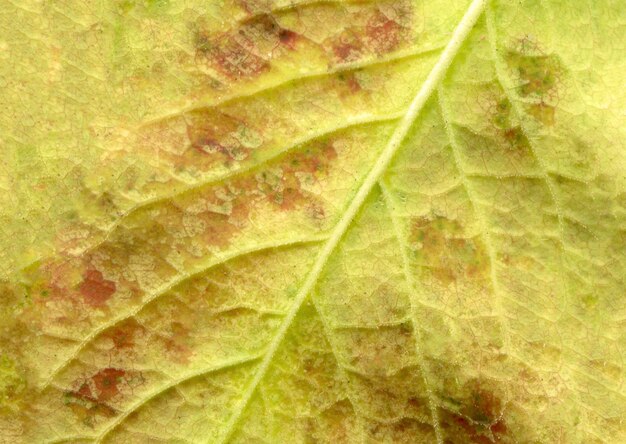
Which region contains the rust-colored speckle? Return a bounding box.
[366,11,402,55]
[186,110,260,166]
[104,319,145,350]
[196,14,298,80]
[91,368,126,402]
[79,269,116,307]
[64,368,138,427]
[163,321,193,363]
[331,30,364,63]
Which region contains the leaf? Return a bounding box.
[1,0,625,443]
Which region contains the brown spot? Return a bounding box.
[79,269,116,307]
[410,217,489,285]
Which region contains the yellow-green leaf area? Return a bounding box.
[1,0,625,443]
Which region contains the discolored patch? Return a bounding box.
[439,381,508,444]
[526,102,555,126]
[410,216,489,285]
[507,52,562,100]
[367,417,436,442]
[331,29,365,63]
[172,139,337,247]
[185,109,263,167]
[0,354,26,414]
[505,37,564,125]
[161,321,193,363]
[325,6,410,64]
[311,400,357,444]
[195,14,299,80]
[236,0,272,15]
[103,319,146,350]
[481,96,535,160]
[79,269,116,307]
[63,368,143,427]
[365,10,403,55]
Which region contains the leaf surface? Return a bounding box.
[1,0,625,443]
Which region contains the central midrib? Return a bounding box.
[214,0,488,442]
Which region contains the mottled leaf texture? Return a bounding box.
[1,0,625,443]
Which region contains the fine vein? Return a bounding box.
[437,88,513,354]
[379,183,443,444]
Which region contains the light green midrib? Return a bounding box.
[214,0,488,442]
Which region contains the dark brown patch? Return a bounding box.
[79,269,116,307]
[410,216,489,285]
